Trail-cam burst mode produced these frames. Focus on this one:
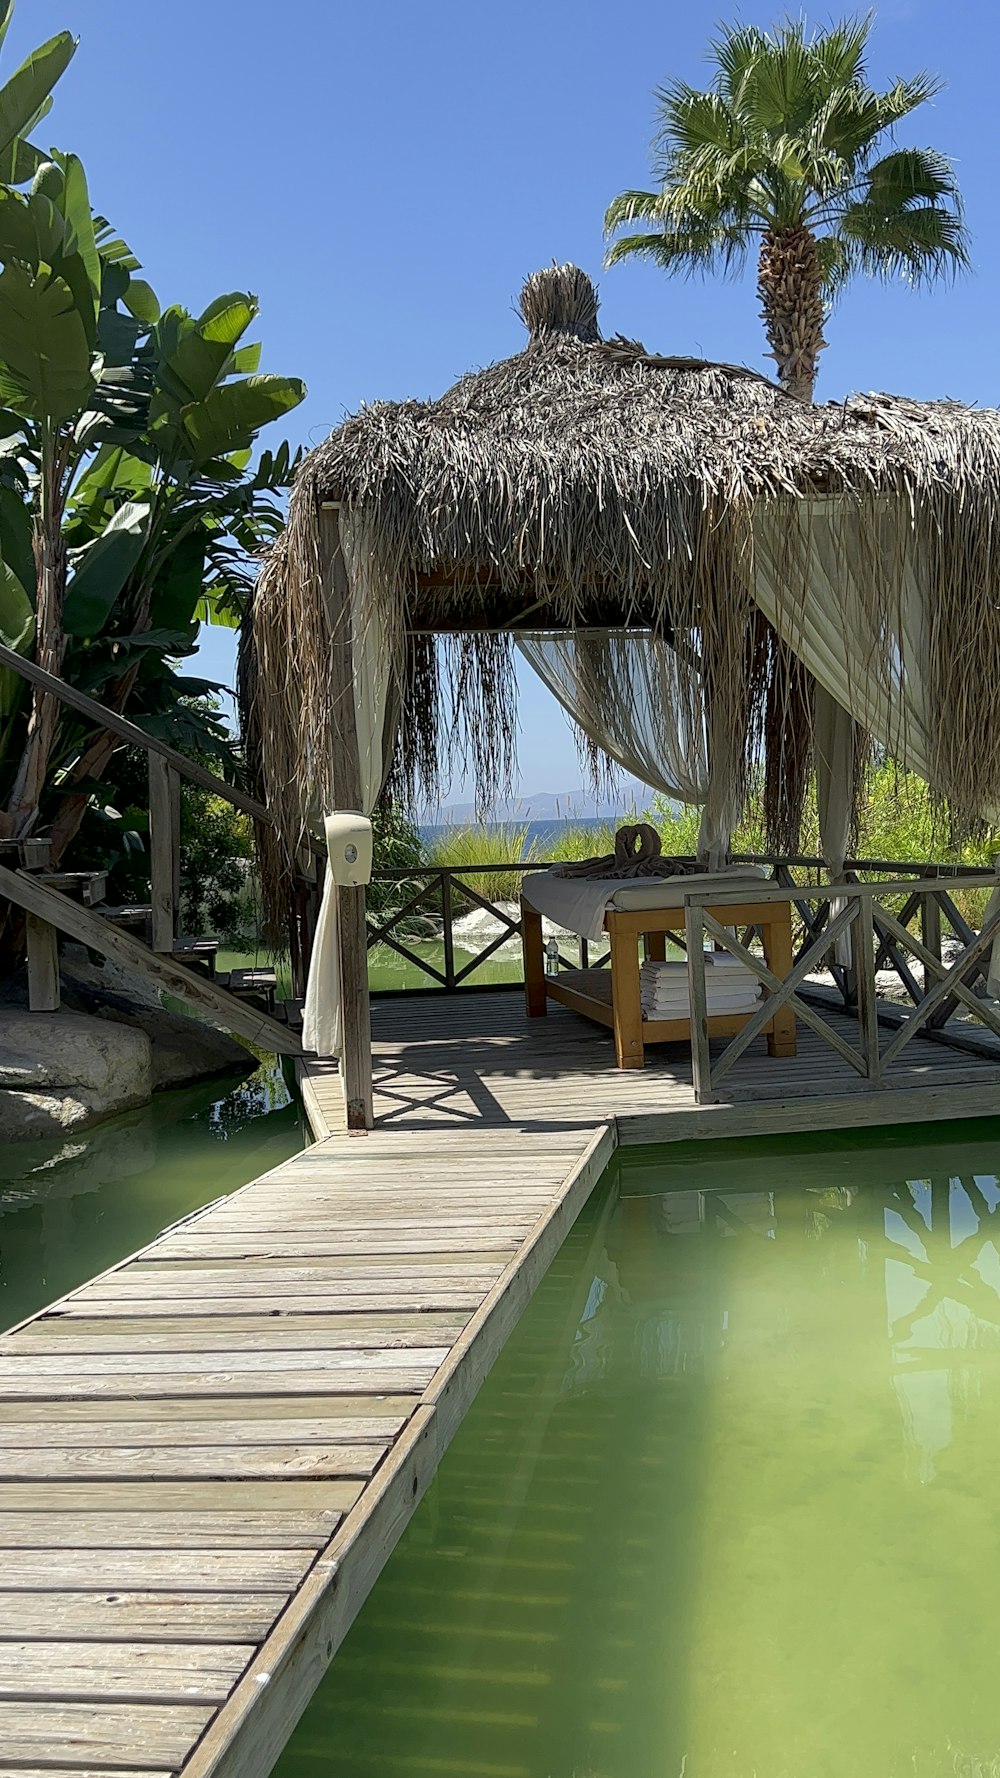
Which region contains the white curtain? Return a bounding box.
[303,514,393,1056]
[516,631,738,866]
[753,501,1000,987]
[752,501,937,787]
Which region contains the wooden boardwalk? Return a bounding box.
[4,985,1000,1774]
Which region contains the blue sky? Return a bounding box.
[12,0,999,807]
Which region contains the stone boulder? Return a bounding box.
[0,1010,152,1142]
[59,949,254,1089]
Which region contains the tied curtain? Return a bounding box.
[302,515,395,1057]
[515,631,742,868]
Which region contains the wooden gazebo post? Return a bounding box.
[320,505,373,1130]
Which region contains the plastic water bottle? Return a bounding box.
[545,937,560,976]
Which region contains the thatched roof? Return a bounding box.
[250,264,1000,906]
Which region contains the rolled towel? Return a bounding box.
[554,826,705,881]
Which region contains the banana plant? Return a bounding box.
[0,150,304,857]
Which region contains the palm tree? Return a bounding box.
[604,16,969,401]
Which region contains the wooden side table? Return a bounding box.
[522,895,797,1071]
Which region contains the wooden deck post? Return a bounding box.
[26,913,59,1011]
[148,754,180,953]
[321,506,373,1131]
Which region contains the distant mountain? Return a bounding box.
[426,783,651,826]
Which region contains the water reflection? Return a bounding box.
[0,1056,302,1330]
[275,1123,1000,1778]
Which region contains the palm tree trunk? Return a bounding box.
[757,227,827,402]
[7,430,68,834]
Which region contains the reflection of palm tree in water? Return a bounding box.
[879,1173,1000,1483]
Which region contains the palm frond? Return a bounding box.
[807,13,872,87]
[604,188,663,234]
[839,198,971,283]
[604,221,749,278]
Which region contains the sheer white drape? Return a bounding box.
[515,631,738,866]
[753,502,1000,983]
[302,516,394,1056]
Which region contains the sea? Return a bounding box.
[418,816,611,853]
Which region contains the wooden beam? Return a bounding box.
[25,914,59,1012]
[148,755,178,954]
[0,641,271,827]
[0,862,301,1056]
[320,509,373,1130]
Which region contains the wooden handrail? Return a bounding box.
[0,639,273,827]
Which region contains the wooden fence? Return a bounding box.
[683,872,1000,1103]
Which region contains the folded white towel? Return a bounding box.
[642,989,763,1017]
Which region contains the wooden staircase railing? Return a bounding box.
[0,641,314,1057]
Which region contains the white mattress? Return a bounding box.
[521,864,768,943]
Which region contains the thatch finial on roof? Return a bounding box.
[518,263,600,343]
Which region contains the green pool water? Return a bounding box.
[0,1057,303,1332]
[275,1117,1000,1778]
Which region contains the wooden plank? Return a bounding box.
[25,912,59,1011]
[0,1701,211,1767]
[0,1416,398,1448]
[20,1316,465,1353]
[0,1548,314,1590]
[0,1640,252,1704]
[0,1592,285,1644]
[0,1512,338,1549]
[0,861,300,1056]
[155,1230,531,1258]
[0,1482,363,1512]
[148,753,178,953]
[684,900,712,1100]
[0,1769,164,1777]
[0,1442,388,1480]
[0,1346,450,1377]
[0,1365,439,1399]
[0,1393,418,1424]
[53,1290,484,1315]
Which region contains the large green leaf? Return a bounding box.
[0,480,33,593]
[0,554,32,647]
[56,153,100,327]
[0,3,13,57]
[0,261,95,421]
[0,30,77,160]
[154,294,257,415]
[195,584,243,629]
[123,277,159,324]
[148,527,206,630]
[181,374,305,462]
[0,553,33,716]
[70,443,151,517]
[63,497,150,635]
[197,292,257,345]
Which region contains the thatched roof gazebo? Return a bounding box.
[248,264,1000,1120]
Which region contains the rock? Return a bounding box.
[0,1010,152,1142]
[92,1002,252,1090]
[59,951,254,1090]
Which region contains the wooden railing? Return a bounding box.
[367,863,610,992]
[367,852,998,1004]
[682,873,1000,1103]
[0,639,324,996]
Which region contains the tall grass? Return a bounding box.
[422,773,998,920]
[422,822,534,900]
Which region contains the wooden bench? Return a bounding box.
[521,894,797,1070]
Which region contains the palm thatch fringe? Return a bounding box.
[248,265,1000,931]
